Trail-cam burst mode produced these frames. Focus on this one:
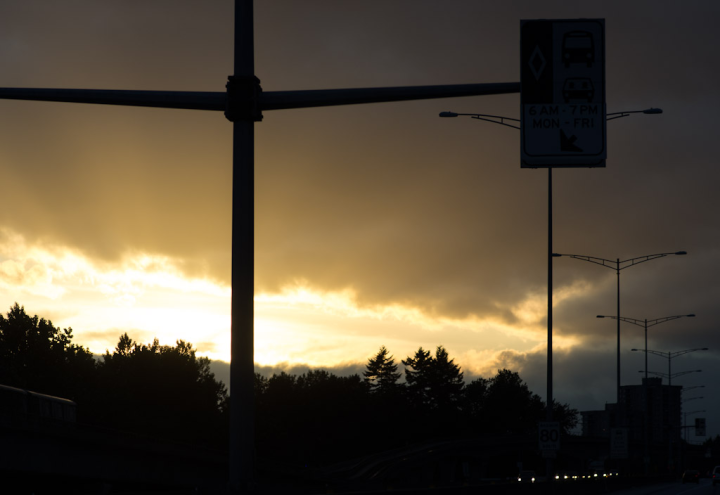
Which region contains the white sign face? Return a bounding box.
[521,19,606,168]
[538,421,560,451]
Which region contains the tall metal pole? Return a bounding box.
[230,0,255,491]
[616,260,621,404]
[547,167,553,422]
[644,320,648,383]
[546,167,554,481]
[643,319,648,474]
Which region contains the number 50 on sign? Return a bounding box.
[538,422,560,450]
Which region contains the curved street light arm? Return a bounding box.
[617,252,687,271]
[605,114,629,121]
[554,254,617,270]
[554,251,686,272]
[668,347,709,358]
[645,314,696,328]
[634,348,669,358]
[605,108,663,121]
[599,315,646,328]
[439,112,520,129]
[635,346,705,359]
[470,115,520,129]
[442,107,660,128]
[645,369,701,380]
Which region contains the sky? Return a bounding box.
[0,1,718,441]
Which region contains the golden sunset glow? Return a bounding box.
[0,1,717,444]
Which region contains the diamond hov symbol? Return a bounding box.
[529,45,546,81]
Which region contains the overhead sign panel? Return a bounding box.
[521,19,606,168]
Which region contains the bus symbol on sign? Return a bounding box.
[562,31,595,68]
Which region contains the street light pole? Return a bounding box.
[599,314,694,474]
[442,108,663,409]
[599,314,695,382]
[632,347,707,386]
[640,369,703,473]
[441,107,662,482]
[554,252,688,404]
[548,167,553,426]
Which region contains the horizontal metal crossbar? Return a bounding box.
[0,82,521,113]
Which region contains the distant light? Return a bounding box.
[439,111,458,118]
[643,108,663,114]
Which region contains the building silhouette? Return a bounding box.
[581,377,682,446]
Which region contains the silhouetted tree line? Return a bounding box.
[0,304,577,465]
[0,303,228,449]
[255,345,578,465]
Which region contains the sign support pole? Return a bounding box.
[547,167,554,482]
[230,1,256,492]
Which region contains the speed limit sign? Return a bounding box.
[538,421,560,451]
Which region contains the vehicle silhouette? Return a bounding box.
[562,31,594,67]
[563,78,594,103]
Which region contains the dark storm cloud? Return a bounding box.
[1,1,717,318]
[1,0,719,431]
[0,1,235,281]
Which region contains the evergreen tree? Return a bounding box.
[364,345,401,394]
[552,400,580,434]
[0,303,96,403]
[483,369,544,435]
[97,333,228,448]
[432,345,464,409]
[402,345,464,412]
[462,376,489,421]
[402,347,434,409]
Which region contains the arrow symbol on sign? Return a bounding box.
[560,129,583,152]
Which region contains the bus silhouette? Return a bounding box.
[562,31,594,68]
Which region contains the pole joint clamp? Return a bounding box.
[225,75,263,122]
